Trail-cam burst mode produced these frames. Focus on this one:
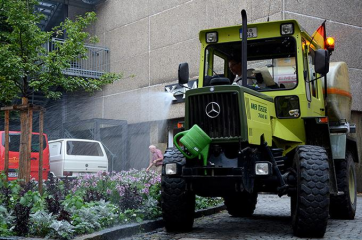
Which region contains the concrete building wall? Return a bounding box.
[52,0,362,173]
[79,0,362,121]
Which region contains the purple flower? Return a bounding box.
[141,188,149,194]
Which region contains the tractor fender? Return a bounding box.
[303,117,337,195]
[346,136,359,163]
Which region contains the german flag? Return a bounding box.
[311,20,327,49]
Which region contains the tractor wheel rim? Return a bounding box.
[349,167,356,205]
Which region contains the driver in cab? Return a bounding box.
[228,57,278,89]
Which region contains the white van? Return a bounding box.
[49,139,108,177]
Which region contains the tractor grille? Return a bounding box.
[188,92,241,139]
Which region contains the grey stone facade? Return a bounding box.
[51,0,362,184]
[67,0,362,120]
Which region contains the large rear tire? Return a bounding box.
[329,151,357,219]
[291,145,330,238]
[224,191,258,217]
[161,148,195,232]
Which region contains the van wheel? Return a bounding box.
[330,151,357,219]
[291,145,330,238]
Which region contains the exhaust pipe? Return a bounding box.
[241,9,247,87]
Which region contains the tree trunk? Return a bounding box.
[4,110,10,181]
[18,97,31,183]
[27,106,33,181]
[38,111,44,194]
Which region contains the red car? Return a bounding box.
[0,131,50,181]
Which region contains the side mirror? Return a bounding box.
[178,62,189,84]
[315,49,330,75]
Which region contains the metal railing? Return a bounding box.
[48,38,110,79]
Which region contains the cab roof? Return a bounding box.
[199,19,320,48]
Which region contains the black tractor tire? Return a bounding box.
[224,191,258,217]
[291,145,330,238]
[329,151,357,219]
[161,148,195,232]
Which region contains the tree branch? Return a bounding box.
[11,79,24,93]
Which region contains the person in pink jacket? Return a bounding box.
[146,145,163,174]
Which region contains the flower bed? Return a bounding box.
[0,170,223,239]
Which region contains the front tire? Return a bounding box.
[329,151,357,219]
[161,148,195,232]
[224,192,258,217]
[291,145,330,238]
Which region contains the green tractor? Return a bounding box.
[161,10,358,237]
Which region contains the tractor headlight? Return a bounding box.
[255,162,271,175]
[206,32,218,43]
[280,23,294,35]
[165,163,177,175]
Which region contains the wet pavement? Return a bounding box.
[122,194,362,240]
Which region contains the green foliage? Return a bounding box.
[48,220,75,240]
[0,205,15,236]
[62,195,85,212]
[0,0,120,103]
[141,196,161,219]
[195,196,223,210]
[0,174,22,210]
[71,207,101,234]
[20,190,45,213]
[119,209,145,224]
[29,210,54,237]
[0,170,223,239]
[89,200,119,228]
[68,200,118,235]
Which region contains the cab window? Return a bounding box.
[203,36,297,90]
[302,40,311,102]
[308,48,318,98]
[213,54,225,76]
[204,49,227,86]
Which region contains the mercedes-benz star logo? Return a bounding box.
[205,102,221,118]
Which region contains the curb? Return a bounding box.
[74,204,226,240]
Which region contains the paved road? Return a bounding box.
[122,194,362,240]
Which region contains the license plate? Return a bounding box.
[240,27,258,38]
[8,172,18,178]
[78,172,91,176]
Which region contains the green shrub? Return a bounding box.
[196,196,223,209]
[29,210,54,237]
[48,220,75,239]
[0,170,223,239]
[0,205,15,236]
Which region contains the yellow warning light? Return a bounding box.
[325,37,335,52]
[177,122,184,129]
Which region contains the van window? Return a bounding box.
[50,142,62,156]
[1,133,47,152]
[66,141,104,156]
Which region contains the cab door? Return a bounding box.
[302,41,325,116]
[202,47,228,86]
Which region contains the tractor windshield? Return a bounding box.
[203,36,297,90]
